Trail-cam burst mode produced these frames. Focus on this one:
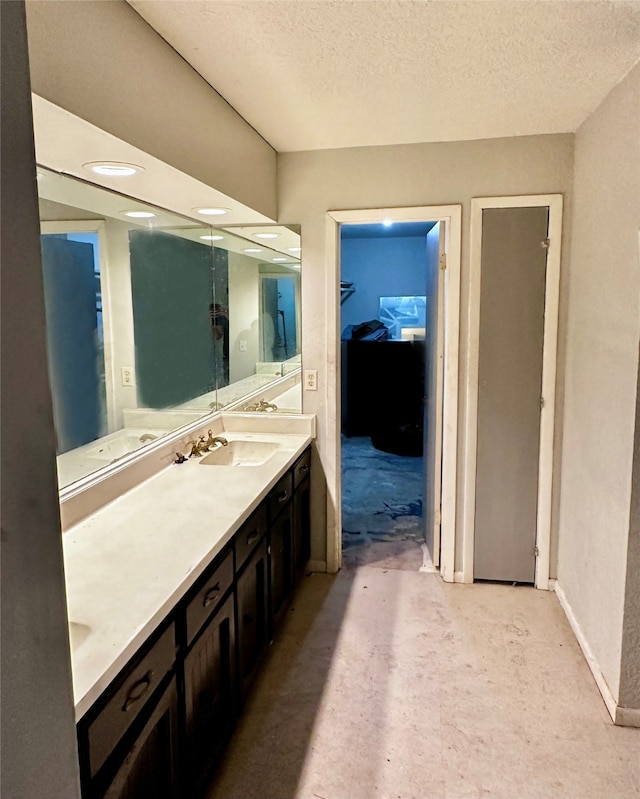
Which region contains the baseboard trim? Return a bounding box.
[615,705,640,728]
[308,560,327,573]
[554,582,618,723]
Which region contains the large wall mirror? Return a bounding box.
[37,167,302,489]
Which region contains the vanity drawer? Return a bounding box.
[293,449,311,488]
[235,504,268,574]
[186,548,234,648]
[269,471,293,522]
[86,622,176,779]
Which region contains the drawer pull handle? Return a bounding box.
[277,490,288,504]
[299,464,309,476]
[246,531,261,546]
[122,670,154,712]
[203,582,222,607]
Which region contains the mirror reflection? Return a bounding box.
[37,168,302,490]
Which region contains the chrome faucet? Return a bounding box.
[186,439,205,457]
[185,432,228,457]
[244,399,278,412]
[204,429,228,448]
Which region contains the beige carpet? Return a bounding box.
[204,565,639,799]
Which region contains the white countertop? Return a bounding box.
[63,425,313,720]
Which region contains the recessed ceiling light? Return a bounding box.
[382,218,393,227]
[123,210,156,219]
[255,232,279,239]
[84,161,143,177]
[200,235,225,241]
[194,207,230,216]
[288,247,301,253]
[244,248,262,253]
[272,258,288,262]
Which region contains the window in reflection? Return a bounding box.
[128,229,219,407]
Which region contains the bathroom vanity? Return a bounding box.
[64,419,313,798]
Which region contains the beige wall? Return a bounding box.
[278,133,574,567]
[25,0,277,219]
[0,2,81,795]
[557,63,640,703]
[228,251,260,383]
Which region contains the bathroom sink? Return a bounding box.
[199,440,278,467]
[68,621,91,652]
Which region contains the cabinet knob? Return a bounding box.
[122,670,154,712]
[203,582,222,607]
[246,531,261,547]
[277,490,288,504]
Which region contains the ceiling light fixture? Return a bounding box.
[272,258,288,262]
[123,210,156,219]
[84,161,143,177]
[194,207,230,216]
[200,235,224,241]
[382,219,393,227]
[255,232,278,239]
[244,248,262,253]
[288,247,301,253]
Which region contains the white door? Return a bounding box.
[424,223,446,567]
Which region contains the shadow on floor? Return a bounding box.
[202,564,408,799]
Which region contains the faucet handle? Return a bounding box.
[186,441,202,458]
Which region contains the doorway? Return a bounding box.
[260,274,299,362]
[340,221,436,570]
[326,206,462,579]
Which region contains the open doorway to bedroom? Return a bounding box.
[339,219,445,572]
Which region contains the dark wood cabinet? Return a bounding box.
[78,447,311,798]
[183,592,236,793]
[236,537,268,695]
[269,503,293,631]
[94,677,180,799]
[293,475,311,579]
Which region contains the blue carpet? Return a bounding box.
[341,436,424,550]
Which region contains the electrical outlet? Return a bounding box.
[121,367,135,387]
[239,339,247,352]
[304,369,318,391]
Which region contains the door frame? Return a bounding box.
[462,194,563,589]
[326,205,462,580]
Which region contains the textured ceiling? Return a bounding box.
[128,0,640,152]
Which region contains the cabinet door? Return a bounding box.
[183,593,236,793]
[293,476,311,579]
[96,677,179,799]
[270,504,293,632]
[236,538,268,695]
